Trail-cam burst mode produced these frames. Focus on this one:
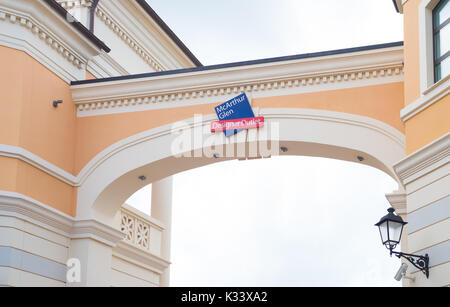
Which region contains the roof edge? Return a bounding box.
[43,0,111,53]
[71,41,403,86]
[135,0,202,67]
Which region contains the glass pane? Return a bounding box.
[440,25,450,56]
[435,56,450,81]
[436,63,441,81]
[435,0,450,26]
[442,56,450,78]
[388,221,404,244]
[378,222,389,244]
[434,25,450,59]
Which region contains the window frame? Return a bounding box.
[432,0,450,82]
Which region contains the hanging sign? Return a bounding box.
[211,93,263,136]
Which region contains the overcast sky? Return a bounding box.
[127,0,405,286]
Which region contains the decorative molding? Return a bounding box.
[0,191,125,247]
[113,241,170,275]
[56,0,94,9]
[0,191,74,237]
[400,75,450,122]
[72,46,404,117]
[95,5,165,72]
[71,219,125,247]
[0,9,84,70]
[394,133,450,186]
[0,144,78,186]
[87,50,130,78]
[0,0,102,83]
[120,205,165,254]
[385,191,407,216]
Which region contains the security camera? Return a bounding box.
[394,263,408,281]
[394,263,415,282]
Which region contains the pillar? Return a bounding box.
[67,219,125,287]
[151,176,173,287]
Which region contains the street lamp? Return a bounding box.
[375,208,429,278]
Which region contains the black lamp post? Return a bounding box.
[375,208,429,278]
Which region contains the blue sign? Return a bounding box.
[214,93,255,136]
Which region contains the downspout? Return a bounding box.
[89,0,100,32]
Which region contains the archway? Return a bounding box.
[76,108,405,224]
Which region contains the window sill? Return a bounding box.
[401,74,450,122]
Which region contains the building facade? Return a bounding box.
[0,0,448,286]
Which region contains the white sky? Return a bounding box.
[127,0,405,286]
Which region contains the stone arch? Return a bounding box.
[75,108,405,224]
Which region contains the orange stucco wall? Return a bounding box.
[0,46,76,216]
[403,0,421,106]
[402,0,449,154]
[0,156,76,216]
[405,93,450,154]
[0,46,77,174]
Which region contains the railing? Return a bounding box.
[120,204,165,257]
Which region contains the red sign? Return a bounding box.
[211,117,264,132]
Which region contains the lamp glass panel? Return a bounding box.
[378,220,389,244]
[388,221,404,245]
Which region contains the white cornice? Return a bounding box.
[87,50,130,78]
[113,241,170,274]
[56,0,94,9]
[0,191,74,236]
[0,191,125,247]
[0,191,124,246]
[400,75,450,122]
[95,4,165,72]
[71,219,125,247]
[0,0,103,83]
[385,191,407,215]
[394,133,450,185]
[71,46,404,117]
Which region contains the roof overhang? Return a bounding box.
[134,0,202,67]
[43,0,110,52]
[70,42,404,117]
[392,0,404,14]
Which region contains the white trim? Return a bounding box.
[113,241,170,274]
[418,0,443,94]
[385,191,407,215]
[87,50,130,79]
[95,3,165,72]
[70,219,124,247]
[0,0,102,83]
[71,46,404,117]
[394,133,450,185]
[0,144,78,186]
[0,191,125,247]
[0,191,74,236]
[100,0,197,69]
[400,75,450,121]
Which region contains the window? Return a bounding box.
[433,0,450,82]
